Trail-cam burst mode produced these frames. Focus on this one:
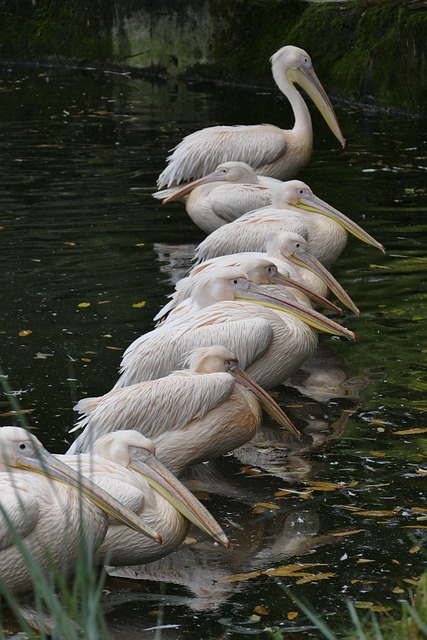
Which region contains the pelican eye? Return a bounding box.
[266,266,277,277]
[225,359,238,371]
[19,443,26,450]
[295,243,300,248]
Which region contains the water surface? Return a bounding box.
[0,64,426,638]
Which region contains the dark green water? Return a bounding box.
[0,64,426,639]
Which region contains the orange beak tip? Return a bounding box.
[380,245,385,253]
[226,539,231,550]
[157,534,163,544]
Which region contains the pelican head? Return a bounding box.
[162,161,261,203]
[271,45,345,148]
[92,430,230,548]
[235,256,343,315]
[184,345,301,439]
[0,426,161,541]
[190,266,355,340]
[267,231,360,316]
[270,180,384,252]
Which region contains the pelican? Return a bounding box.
[0,426,163,594]
[109,268,355,393]
[154,239,359,323]
[61,430,229,566]
[153,161,280,233]
[194,179,384,267]
[157,45,345,189]
[154,256,343,326]
[68,346,301,476]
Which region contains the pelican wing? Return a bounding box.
[194,210,308,263]
[157,125,288,188]
[72,371,235,438]
[208,184,272,225]
[115,314,274,389]
[0,483,39,550]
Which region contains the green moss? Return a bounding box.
[286,0,427,112]
[205,0,305,83]
[0,0,113,62]
[0,0,425,113]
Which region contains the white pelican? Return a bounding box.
[194,179,384,267]
[154,240,359,322]
[153,161,280,233]
[0,426,163,594]
[109,268,355,392]
[157,45,345,189]
[68,346,301,475]
[61,430,229,566]
[154,256,343,326]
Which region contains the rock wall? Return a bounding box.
[0,0,425,113]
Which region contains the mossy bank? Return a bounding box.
[0,0,425,114]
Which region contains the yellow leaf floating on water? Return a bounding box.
[331,529,365,537]
[18,330,32,337]
[184,537,197,545]
[254,502,280,510]
[254,605,269,615]
[404,578,420,586]
[266,563,328,577]
[132,301,146,308]
[356,559,375,564]
[135,243,145,247]
[296,572,336,585]
[0,409,35,417]
[370,418,387,426]
[354,510,394,517]
[409,546,420,554]
[222,562,328,583]
[304,480,358,492]
[287,611,298,620]
[416,469,427,475]
[77,302,90,308]
[240,465,262,475]
[355,601,374,609]
[394,427,427,435]
[411,507,427,514]
[221,570,262,583]
[81,357,91,363]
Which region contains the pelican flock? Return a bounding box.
[1,43,385,618]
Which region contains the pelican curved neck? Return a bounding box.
[272,65,313,140]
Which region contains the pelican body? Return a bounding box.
[108,269,355,394]
[68,346,301,476]
[194,180,384,267]
[155,239,358,323]
[154,161,280,234]
[0,427,163,594]
[157,45,345,189]
[62,431,229,566]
